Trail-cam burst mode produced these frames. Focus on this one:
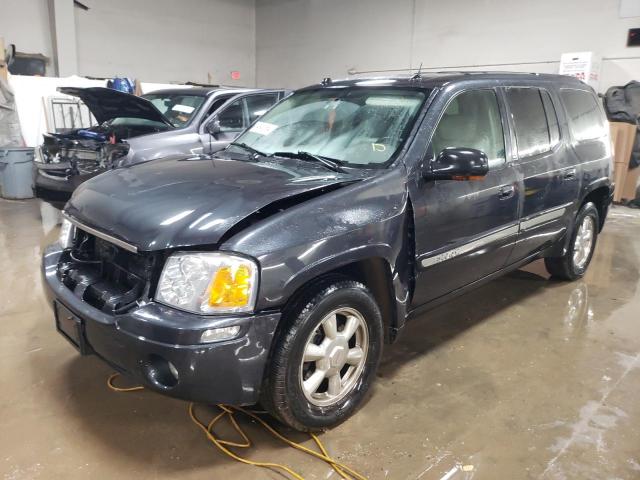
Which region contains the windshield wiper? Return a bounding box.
[229,142,267,158]
[271,151,345,173]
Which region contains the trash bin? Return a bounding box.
[0,147,35,199]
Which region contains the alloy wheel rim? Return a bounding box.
[300,307,369,407]
[573,215,595,269]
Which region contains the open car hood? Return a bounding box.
[58,87,174,126]
[64,154,359,251]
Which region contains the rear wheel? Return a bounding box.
[545,202,599,280]
[261,279,383,431]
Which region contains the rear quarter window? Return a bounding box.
[559,89,606,142]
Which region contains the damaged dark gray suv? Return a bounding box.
[42,73,613,431]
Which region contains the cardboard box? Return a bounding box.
[609,122,636,202]
[559,52,601,91]
[621,166,640,201]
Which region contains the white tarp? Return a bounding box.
[7,74,193,147]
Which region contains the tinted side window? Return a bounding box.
[217,98,245,132]
[541,90,560,147]
[431,89,506,169]
[560,89,605,141]
[205,94,234,118]
[506,88,550,158]
[245,93,279,124]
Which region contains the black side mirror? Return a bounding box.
[206,119,221,136]
[424,147,489,181]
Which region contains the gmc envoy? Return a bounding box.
[42,73,613,431]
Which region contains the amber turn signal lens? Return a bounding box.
[208,265,252,308]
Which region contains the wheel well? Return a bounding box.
[581,186,610,231]
[283,258,397,344]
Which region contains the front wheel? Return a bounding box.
[261,279,383,432]
[545,202,599,280]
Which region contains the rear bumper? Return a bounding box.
[42,244,280,405]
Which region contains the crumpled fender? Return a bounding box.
[222,166,412,335]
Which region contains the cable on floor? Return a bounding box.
[107,373,368,480]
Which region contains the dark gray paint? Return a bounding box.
[43,73,613,405]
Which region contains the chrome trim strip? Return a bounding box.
[62,212,138,253]
[519,203,572,231]
[420,202,574,269]
[421,224,519,268]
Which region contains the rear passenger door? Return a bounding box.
[411,88,520,306]
[504,86,580,263]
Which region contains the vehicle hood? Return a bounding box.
[65,155,360,251]
[58,87,173,126]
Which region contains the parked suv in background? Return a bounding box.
[42,73,613,431]
[34,86,288,208]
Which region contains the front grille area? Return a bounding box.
[58,229,159,314]
[71,149,102,174]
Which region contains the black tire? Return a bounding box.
[261,279,383,432]
[544,202,599,280]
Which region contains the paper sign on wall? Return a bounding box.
[559,52,601,92]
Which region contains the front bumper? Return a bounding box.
[34,163,103,209]
[42,244,280,405]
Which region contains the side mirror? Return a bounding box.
[206,119,221,136]
[424,147,489,181]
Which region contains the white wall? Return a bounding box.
[256,0,415,87]
[0,0,55,75]
[0,0,256,86]
[3,0,640,91]
[74,0,256,86]
[256,0,640,92]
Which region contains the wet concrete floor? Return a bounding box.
[1,198,639,480]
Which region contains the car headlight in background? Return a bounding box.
[156,252,258,314]
[58,218,75,249]
[34,145,45,163]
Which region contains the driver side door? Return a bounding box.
[199,96,247,153]
[411,88,520,307]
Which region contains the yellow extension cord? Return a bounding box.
[107,373,368,480]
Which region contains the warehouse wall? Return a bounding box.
[255,0,640,92]
[256,0,415,88]
[75,0,256,85]
[0,0,55,75]
[0,0,256,86]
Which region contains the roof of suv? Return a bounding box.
[301,72,590,91]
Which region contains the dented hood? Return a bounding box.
[64,154,357,251]
[58,87,173,126]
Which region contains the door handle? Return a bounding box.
[498,184,515,200]
[563,168,577,180]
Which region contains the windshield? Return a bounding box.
[142,93,206,127]
[231,87,427,168]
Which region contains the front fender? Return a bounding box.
[221,167,412,332]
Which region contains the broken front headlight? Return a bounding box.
[156,252,258,315]
[34,145,45,163]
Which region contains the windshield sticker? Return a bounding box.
[372,143,386,152]
[250,121,278,136]
[172,104,195,114]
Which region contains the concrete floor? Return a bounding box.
[1,198,640,480]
